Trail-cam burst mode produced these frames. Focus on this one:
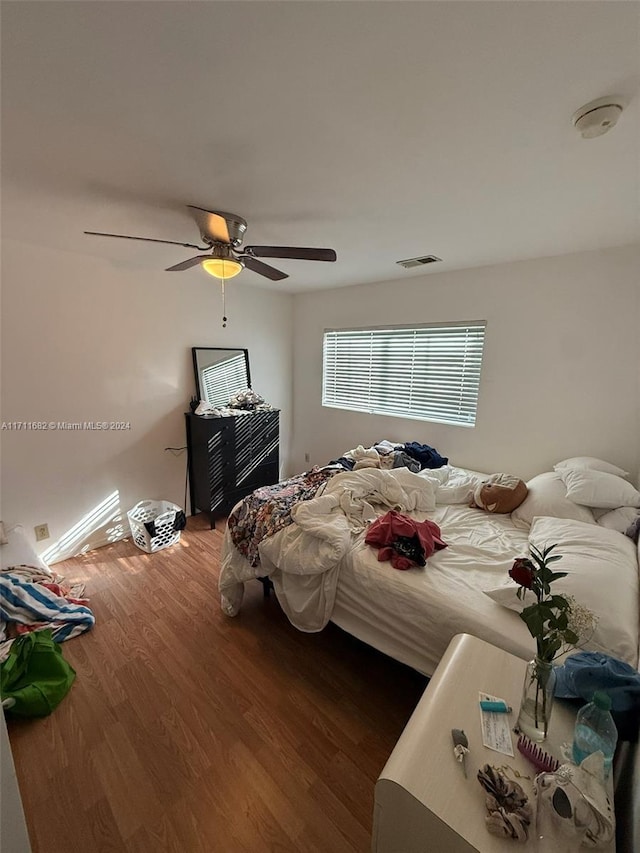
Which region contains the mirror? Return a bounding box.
[192,347,251,408]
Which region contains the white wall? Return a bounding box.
[1,239,293,562]
[291,245,640,482]
[0,712,32,852]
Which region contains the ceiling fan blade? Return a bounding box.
[244,245,337,262]
[165,256,208,272]
[84,231,206,250]
[241,255,289,281]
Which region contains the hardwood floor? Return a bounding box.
[8,516,427,853]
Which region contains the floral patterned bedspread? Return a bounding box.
[227,467,338,567]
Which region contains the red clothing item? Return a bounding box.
[365,510,447,570]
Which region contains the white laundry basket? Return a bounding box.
[127,500,182,553]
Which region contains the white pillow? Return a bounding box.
[596,506,640,534]
[511,472,596,529]
[554,457,629,479]
[553,456,629,477]
[0,521,7,546]
[558,468,640,510]
[484,517,639,665]
[0,524,51,573]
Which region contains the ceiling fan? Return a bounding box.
[84,205,337,282]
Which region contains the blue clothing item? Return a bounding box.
[403,442,448,469]
[328,456,355,471]
[554,652,640,712]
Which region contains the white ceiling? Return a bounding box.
[2,1,639,292]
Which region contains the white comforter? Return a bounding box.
[219,465,481,630]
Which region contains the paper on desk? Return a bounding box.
[479,691,514,756]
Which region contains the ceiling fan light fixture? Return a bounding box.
[201,257,243,279]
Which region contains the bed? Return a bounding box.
[219,458,640,677]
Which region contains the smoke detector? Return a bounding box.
[572,96,623,139]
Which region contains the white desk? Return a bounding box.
[372,633,614,853]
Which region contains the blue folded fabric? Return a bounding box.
[402,441,448,469]
[554,651,640,711]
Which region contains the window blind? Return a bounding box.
[201,353,248,408]
[322,322,486,427]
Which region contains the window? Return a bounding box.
[322,322,486,427]
[201,352,248,408]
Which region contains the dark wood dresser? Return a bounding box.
[185,410,280,527]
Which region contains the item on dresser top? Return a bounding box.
[505,544,597,742]
[471,473,528,514]
[194,399,225,416]
[534,752,615,849]
[479,691,514,756]
[1,629,76,717]
[364,511,447,570]
[476,764,532,842]
[479,700,512,713]
[516,734,560,774]
[554,651,640,718]
[228,388,265,410]
[451,728,469,778]
[572,692,618,778]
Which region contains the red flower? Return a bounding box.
[509,557,535,589]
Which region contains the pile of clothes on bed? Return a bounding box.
[221,440,471,629]
[227,440,449,568]
[331,440,448,473]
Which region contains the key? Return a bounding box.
[451,728,469,778]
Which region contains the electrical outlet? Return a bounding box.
[304,452,310,464]
[34,523,50,541]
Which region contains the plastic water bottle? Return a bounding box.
[572,690,618,777]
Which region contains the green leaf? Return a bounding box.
[521,606,545,639]
[549,571,568,582]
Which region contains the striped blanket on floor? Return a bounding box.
[0,569,95,648]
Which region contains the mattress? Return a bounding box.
[221,464,640,678]
[331,504,535,676]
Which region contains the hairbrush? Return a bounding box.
[517,735,560,774]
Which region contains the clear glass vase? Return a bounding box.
[516,657,556,742]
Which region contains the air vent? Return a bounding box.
[396,255,442,269]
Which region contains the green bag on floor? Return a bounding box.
[1,630,76,717]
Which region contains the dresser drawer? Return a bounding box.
[186,411,280,527]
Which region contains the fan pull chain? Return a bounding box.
[221,279,228,328]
